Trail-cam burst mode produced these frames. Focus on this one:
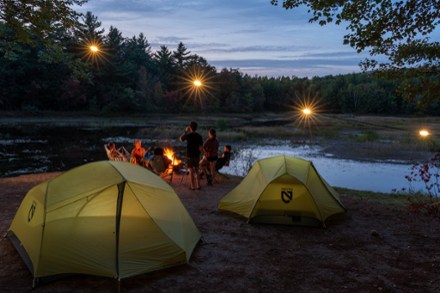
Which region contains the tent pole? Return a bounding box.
[115,182,126,279]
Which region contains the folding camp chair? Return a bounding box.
[215,156,231,181]
[104,144,129,162]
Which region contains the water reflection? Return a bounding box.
[0,124,180,177]
[1,124,423,194]
[221,144,423,194]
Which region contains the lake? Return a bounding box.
[0,121,425,194]
[221,144,424,194]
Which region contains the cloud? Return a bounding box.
[236,66,361,78]
[211,57,362,69]
[76,0,366,77]
[197,45,314,54]
[209,55,365,77]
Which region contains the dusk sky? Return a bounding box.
[76,0,384,78]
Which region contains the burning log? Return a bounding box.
[164,147,182,166]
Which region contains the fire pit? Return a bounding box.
[164,147,188,174]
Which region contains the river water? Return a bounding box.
[221,144,425,194]
[0,123,425,194]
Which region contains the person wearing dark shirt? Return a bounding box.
[179,121,203,190]
[216,145,232,172]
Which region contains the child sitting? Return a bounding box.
[215,145,232,172]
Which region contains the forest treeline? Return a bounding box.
[0,12,438,115]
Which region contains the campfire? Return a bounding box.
[164,147,182,166]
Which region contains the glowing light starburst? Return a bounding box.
[179,64,215,109]
[291,94,322,131]
[89,45,99,53]
[193,79,202,87]
[419,129,430,138]
[302,108,312,115]
[80,38,108,66]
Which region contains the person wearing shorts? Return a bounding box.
[200,128,219,185]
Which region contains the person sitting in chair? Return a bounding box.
[105,143,129,162]
[130,140,146,166]
[147,147,172,175]
[215,145,232,172]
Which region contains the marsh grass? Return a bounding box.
[215,119,228,131]
[212,125,298,143]
[348,130,380,142]
[237,126,294,138]
[151,126,182,139]
[416,138,439,152]
[217,131,248,142]
[312,127,340,139]
[6,112,438,159]
[211,114,439,156]
[335,187,409,208]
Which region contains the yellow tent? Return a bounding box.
[218,155,346,227]
[7,161,201,285]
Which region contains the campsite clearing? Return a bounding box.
[1,171,439,292]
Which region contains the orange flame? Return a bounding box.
[164,147,181,166]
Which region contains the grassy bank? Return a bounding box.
[1,111,439,144]
[335,187,410,207]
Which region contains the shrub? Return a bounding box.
[230,148,259,176]
[349,130,379,142]
[216,119,228,131]
[404,150,440,218]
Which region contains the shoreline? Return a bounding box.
[1,114,438,180]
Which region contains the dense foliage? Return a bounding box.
[271,0,440,112]
[0,2,438,115]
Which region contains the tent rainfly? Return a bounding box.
[218,155,346,227]
[7,161,201,286]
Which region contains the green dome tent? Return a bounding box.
[218,155,346,227]
[7,161,201,285]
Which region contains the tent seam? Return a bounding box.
[115,182,126,280]
[310,162,347,212]
[36,180,51,280]
[109,160,174,193]
[304,161,326,224]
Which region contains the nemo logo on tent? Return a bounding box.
[27,201,36,223]
[281,188,293,203]
[8,161,201,286]
[219,156,346,227]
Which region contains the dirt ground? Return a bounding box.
[1,172,440,293]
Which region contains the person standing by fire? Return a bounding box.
[200,128,219,185]
[180,121,203,190]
